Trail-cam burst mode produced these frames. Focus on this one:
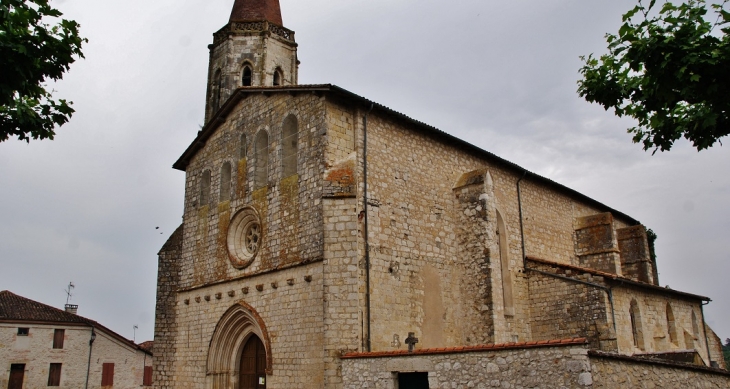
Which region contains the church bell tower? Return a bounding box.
[204,0,299,123]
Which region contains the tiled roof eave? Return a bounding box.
[525,256,710,301]
[341,338,588,359]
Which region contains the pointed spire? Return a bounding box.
[230,0,283,25]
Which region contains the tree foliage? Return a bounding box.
[578,0,730,152]
[0,0,86,142]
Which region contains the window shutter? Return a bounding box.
[53,329,65,349]
[48,363,62,386]
[143,366,153,386]
[101,363,115,386]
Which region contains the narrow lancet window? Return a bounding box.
[496,210,514,316]
[240,134,247,159]
[666,303,678,345]
[242,65,252,87]
[629,299,645,350]
[254,131,269,189]
[281,115,298,177]
[213,69,223,110]
[691,311,700,341]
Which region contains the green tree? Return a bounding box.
[578,0,730,152]
[0,0,86,142]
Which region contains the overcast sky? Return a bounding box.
[1,0,728,344]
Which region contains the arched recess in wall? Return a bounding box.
[685,310,700,350]
[629,299,645,350]
[200,170,211,206]
[213,69,223,110]
[691,311,700,342]
[220,162,232,202]
[240,134,247,160]
[666,303,678,346]
[496,209,514,317]
[241,64,253,87]
[273,67,283,86]
[254,130,269,189]
[207,302,273,388]
[281,114,298,178]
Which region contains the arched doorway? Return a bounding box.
[207,302,272,389]
[239,335,266,389]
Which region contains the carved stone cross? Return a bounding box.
[405,332,419,353]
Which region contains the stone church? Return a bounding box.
[153,1,730,388]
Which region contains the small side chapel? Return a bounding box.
[154,1,729,388]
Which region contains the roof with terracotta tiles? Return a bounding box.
[0,291,152,355]
[525,256,710,301]
[341,338,588,359]
[0,290,90,324]
[230,0,283,25]
[138,340,154,353]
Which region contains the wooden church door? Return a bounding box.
[239,335,266,389]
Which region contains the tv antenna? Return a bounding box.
[133,325,139,342]
[64,282,75,305]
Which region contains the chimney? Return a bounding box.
[65,304,78,315]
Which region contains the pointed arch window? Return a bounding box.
[240,134,248,159]
[629,299,645,350]
[666,303,678,345]
[200,170,211,206]
[254,131,269,189]
[496,210,514,316]
[273,68,283,86]
[213,69,223,110]
[691,311,700,341]
[281,115,298,177]
[242,65,253,87]
[220,162,232,202]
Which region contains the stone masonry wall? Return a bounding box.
[706,325,727,370]
[590,352,730,388]
[205,26,297,123]
[341,343,594,389]
[153,224,183,389]
[617,225,655,284]
[322,198,361,388]
[527,260,611,350]
[342,102,640,357]
[574,213,622,275]
[610,286,709,363]
[172,262,324,388]
[180,93,326,290]
[452,172,499,345]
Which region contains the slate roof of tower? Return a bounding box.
[230,0,283,25]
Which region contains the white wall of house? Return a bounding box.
[0,323,152,389]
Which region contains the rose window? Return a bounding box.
[227,207,262,268]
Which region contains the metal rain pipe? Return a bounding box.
[85,326,96,389]
[363,103,374,352]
